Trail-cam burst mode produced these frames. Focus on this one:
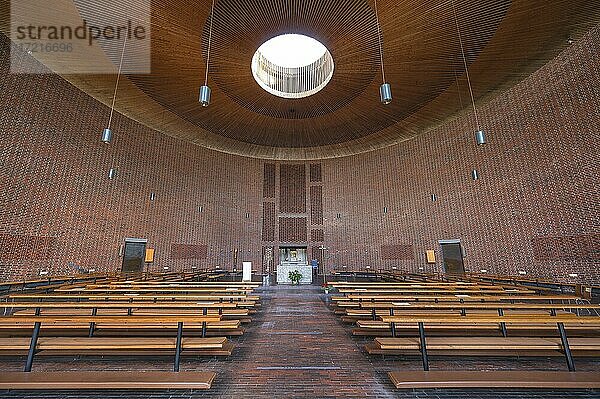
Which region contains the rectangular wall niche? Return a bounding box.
[262,202,276,241]
[310,186,323,225]
[309,163,322,182]
[263,163,276,198]
[280,164,306,213]
[279,217,307,242]
[170,244,208,259]
[381,244,414,260]
[0,234,56,260]
[532,234,600,262]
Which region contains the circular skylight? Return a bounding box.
[251,34,334,99]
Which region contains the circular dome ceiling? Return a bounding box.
[251,34,335,99]
[16,0,600,159]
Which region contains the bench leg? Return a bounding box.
[498,308,507,337]
[202,308,208,338]
[174,321,183,372]
[24,321,41,372]
[371,308,377,321]
[557,322,575,372]
[389,308,396,338]
[88,308,98,337]
[418,322,429,371]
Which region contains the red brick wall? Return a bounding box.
[322,25,600,284]
[1,24,599,284]
[170,244,208,260]
[279,164,306,214]
[0,34,263,280]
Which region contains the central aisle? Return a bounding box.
[210,284,391,398]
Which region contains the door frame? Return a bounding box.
[438,239,465,274]
[121,238,148,273]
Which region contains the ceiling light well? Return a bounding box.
[251,34,334,99]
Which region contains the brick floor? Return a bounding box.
[1,285,598,398]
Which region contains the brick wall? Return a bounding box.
[260,162,324,270]
[322,24,600,284]
[1,24,599,284]
[0,33,263,280]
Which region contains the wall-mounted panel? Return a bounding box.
[170,244,208,260]
[262,202,276,241]
[263,163,276,198]
[280,164,306,213]
[279,217,307,242]
[381,244,414,261]
[310,186,324,225]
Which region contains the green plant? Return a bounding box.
[289,270,302,285]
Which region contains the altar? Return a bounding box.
[276,263,313,284]
[276,247,313,284]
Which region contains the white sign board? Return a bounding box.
[242,262,252,282]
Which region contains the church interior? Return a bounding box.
[0,0,599,397]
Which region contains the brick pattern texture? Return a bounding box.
[531,234,599,262]
[0,33,263,280]
[322,25,600,283]
[0,234,56,261]
[279,164,306,214]
[263,163,275,198]
[381,244,414,261]
[169,244,208,260]
[278,217,307,243]
[1,23,599,284]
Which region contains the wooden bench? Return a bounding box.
[0,315,228,372]
[2,301,252,323]
[0,319,243,337]
[0,336,233,355]
[0,371,217,389]
[388,371,600,389]
[7,293,260,302]
[342,294,579,302]
[348,303,600,336]
[355,319,600,337]
[0,301,246,336]
[368,336,600,356]
[375,314,600,371]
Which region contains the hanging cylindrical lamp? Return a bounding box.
[199,85,211,107]
[199,0,216,107]
[374,0,391,104]
[101,30,128,143]
[380,83,392,104]
[475,130,486,145]
[101,128,112,144]
[452,0,487,145]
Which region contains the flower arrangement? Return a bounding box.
[288,270,302,285]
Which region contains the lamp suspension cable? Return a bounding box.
[204,0,215,86]
[199,0,216,106]
[374,0,385,83]
[451,0,479,132]
[108,30,128,132]
[374,0,392,105]
[101,29,129,143]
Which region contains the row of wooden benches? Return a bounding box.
[0,275,263,389]
[328,277,600,389]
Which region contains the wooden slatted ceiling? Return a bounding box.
[1,0,599,159]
